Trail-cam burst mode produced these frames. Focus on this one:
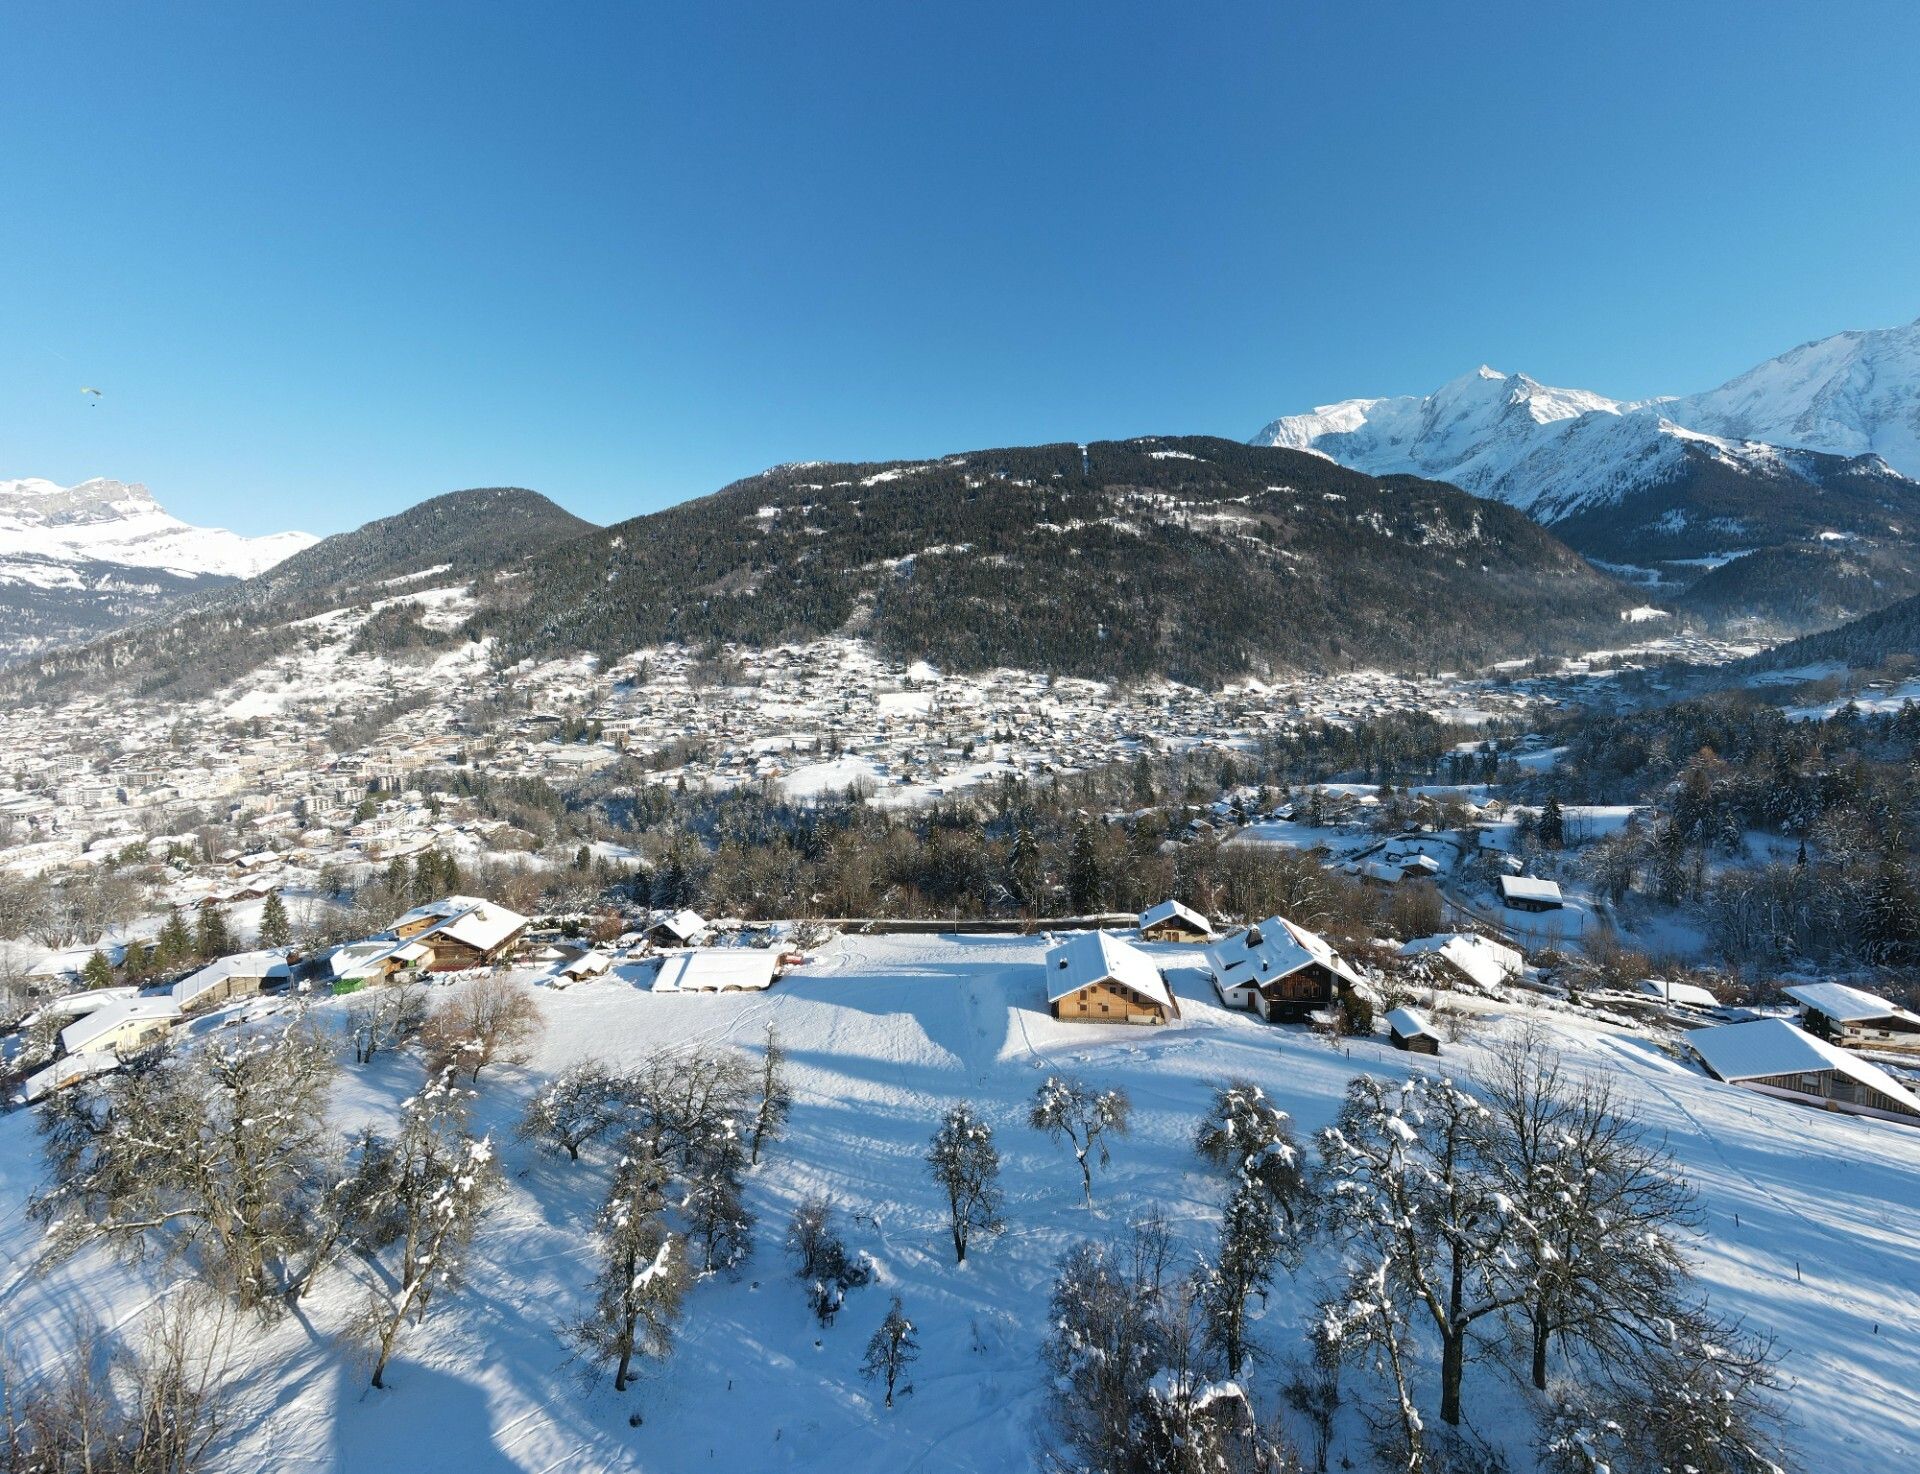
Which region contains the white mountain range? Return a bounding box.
[1250,317,1920,530]
[0,477,315,662]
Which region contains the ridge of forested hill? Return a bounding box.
[470,437,1633,684]
[1739,588,1920,673]
[1675,542,1920,629]
[5,488,595,701]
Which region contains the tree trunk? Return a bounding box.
[1440,1330,1464,1426]
[1079,1151,1093,1208]
[1530,1307,1550,1391]
[615,1342,633,1392]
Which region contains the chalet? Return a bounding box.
[390,895,530,971]
[171,950,290,1013]
[1687,1019,1920,1127]
[1045,931,1176,1025]
[59,996,180,1059]
[327,938,432,989]
[652,948,780,994]
[1137,899,1215,943]
[1386,1006,1440,1055]
[1498,874,1563,913]
[1398,933,1523,993]
[1206,915,1364,1023]
[646,909,709,948]
[1781,982,1920,1054]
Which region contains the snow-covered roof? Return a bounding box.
[59,995,180,1056]
[652,948,779,993]
[1206,915,1363,992]
[1782,982,1914,1025]
[1498,874,1563,904]
[11,1050,120,1105]
[1398,933,1522,991]
[171,949,290,1005]
[38,985,137,1020]
[1386,1006,1435,1038]
[1686,1019,1920,1114]
[560,950,613,978]
[649,909,708,943]
[1636,977,1721,1010]
[397,896,528,954]
[1138,899,1213,937]
[1045,931,1172,1009]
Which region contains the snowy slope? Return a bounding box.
[1249,318,1920,543]
[1,935,1915,1472]
[0,477,315,662]
[1671,316,1920,477]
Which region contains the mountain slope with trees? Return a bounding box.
[472,437,1631,684]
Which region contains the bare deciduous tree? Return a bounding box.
[1030,1075,1131,1208]
[927,1101,1003,1264]
[420,974,545,1082]
[861,1298,918,1409]
[517,1058,631,1162]
[569,1143,687,1391]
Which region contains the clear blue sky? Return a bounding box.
[4,1,1917,535]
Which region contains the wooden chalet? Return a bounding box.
[390,895,530,971]
[1137,899,1215,943]
[1498,874,1564,913]
[1046,931,1177,1025]
[1205,915,1364,1024]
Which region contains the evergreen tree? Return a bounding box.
[81,949,114,991]
[155,906,192,972]
[1538,794,1566,849]
[1008,825,1042,910]
[1066,823,1103,915]
[195,905,231,962]
[258,889,291,949]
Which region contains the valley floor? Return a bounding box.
[3,932,1917,1472]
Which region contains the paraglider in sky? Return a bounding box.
[80,387,102,406]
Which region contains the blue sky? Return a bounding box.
[4,1,1917,535]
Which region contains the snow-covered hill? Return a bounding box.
[1249,318,1920,566]
[0,477,315,663]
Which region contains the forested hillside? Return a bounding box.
[473,437,1631,684]
[5,489,595,702]
[1740,588,1920,672]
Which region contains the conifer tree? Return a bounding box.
[258,889,291,949]
[81,949,114,991]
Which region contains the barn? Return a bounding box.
[652,948,781,994]
[1046,931,1176,1025]
[1686,1019,1920,1127]
[1498,874,1564,913]
[1205,915,1364,1024]
[171,950,291,1013]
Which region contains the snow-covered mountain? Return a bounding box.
[0,477,315,664]
[1249,319,1920,569]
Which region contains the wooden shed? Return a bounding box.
[1386,1006,1441,1055]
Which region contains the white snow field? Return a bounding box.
[3,932,1918,1472]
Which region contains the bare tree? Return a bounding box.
[1319,1259,1424,1473]
[926,1101,1003,1264]
[1478,1025,1699,1390]
[33,1021,337,1313]
[420,974,545,1082]
[747,1022,792,1166]
[569,1143,688,1391]
[517,1058,631,1162]
[629,1045,754,1168]
[346,981,429,1065]
[1030,1075,1131,1208]
[861,1298,918,1409]
[1199,1179,1281,1377]
[1316,1073,1526,1428]
[681,1116,753,1275]
[786,1193,869,1326]
[355,1071,499,1388]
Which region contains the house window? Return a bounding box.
[1099,1003,1110,1014]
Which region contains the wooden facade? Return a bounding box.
[1736,1066,1920,1122]
[1052,978,1171,1026]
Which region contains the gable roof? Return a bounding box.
[1206,915,1363,992]
[171,950,290,1005]
[1686,1019,1920,1115]
[1398,933,1522,991]
[1386,1006,1435,1038]
[1046,931,1172,1010]
[1636,977,1721,1009]
[653,948,779,993]
[1498,874,1563,904]
[1782,981,1917,1025]
[1138,899,1213,936]
[60,996,180,1055]
[649,909,708,943]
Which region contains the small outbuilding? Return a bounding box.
[1137,899,1215,943]
[1498,874,1564,913]
[1046,931,1176,1025]
[1386,1006,1440,1055]
[646,909,709,948]
[171,950,291,1013]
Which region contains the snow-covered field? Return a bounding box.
[3,933,1917,1472]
